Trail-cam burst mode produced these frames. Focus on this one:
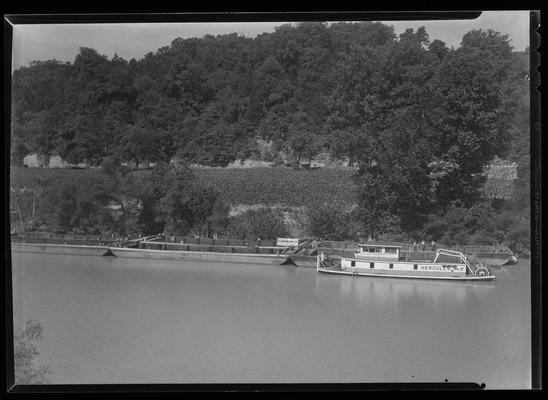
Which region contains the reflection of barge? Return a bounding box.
[317,243,496,281]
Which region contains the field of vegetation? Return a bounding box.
[193,167,357,206]
[10,165,518,208]
[10,166,359,207]
[10,167,103,191]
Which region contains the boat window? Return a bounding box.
[385,247,397,253]
[351,261,355,267]
[369,248,375,252]
[413,264,418,270]
[389,263,393,269]
[370,262,374,268]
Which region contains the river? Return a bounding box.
[11,252,532,388]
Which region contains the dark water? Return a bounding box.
[11,252,532,388]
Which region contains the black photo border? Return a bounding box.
[2,8,541,393]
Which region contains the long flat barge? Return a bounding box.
[108,246,289,264]
[10,243,292,265]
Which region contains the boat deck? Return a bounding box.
[317,265,496,281]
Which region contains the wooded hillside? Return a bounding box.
[11,22,529,176]
[10,22,531,250]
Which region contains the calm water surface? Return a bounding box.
[11,252,531,388]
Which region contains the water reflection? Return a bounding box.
[317,273,496,309]
[11,253,530,388]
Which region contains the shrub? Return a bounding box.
[14,321,51,385]
[225,207,288,240]
[306,202,361,241]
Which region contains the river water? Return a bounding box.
[11,252,532,388]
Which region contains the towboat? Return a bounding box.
[317,243,495,281]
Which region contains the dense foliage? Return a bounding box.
[11,23,529,171]
[9,162,229,237]
[225,208,289,240]
[10,22,531,250]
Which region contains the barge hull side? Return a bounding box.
[318,268,495,281]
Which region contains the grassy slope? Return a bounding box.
[10,167,359,207]
[10,165,514,209]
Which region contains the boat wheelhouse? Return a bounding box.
[317,243,495,281]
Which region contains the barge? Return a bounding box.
[10,233,516,270]
[317,243,496,281]
[289,240,517,268]
[10,242,292,265]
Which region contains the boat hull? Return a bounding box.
[475,254,512,267]
[11,242,112,257]
[317,267,496,281]
[287,254,318,267]
[104,247,289,265]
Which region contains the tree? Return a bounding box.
[163,57,214,111]
[46,183,78,232]
[429,39,449,60]
[207,198,231,237]
[14,321,51,385]
[115,124,162,168]
[430,45,518,208]
[286,111,323,167]
[461,29,513,59]
[331,27,439,236]
[306,201,360,241]
[133,161,220,236]
[10,133,30,167]
[248,55,294,121]
[11,60,71,165]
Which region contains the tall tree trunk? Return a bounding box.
[10,187,25,232]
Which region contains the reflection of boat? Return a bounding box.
[317,243,496,281]
[316,267,496,307]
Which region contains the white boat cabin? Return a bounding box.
[355,243,402,261]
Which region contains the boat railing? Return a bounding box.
[317,252,341,270]
[433,248,479,275]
